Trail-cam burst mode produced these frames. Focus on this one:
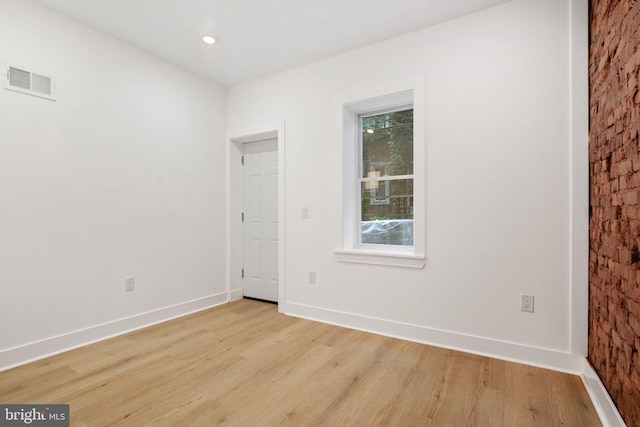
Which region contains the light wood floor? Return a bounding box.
[0,299,601,426]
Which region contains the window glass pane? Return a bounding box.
[362,108,413,178]
[361,179,413,246]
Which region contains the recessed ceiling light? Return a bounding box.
[202,36,216,44]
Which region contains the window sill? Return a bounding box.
[334,249,426,269]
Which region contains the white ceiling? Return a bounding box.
[33,0,509,87]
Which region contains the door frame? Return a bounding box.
[227,121,286,310]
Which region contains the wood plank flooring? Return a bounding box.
[0,299,601,426]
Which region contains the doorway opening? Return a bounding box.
[228,123,285,308]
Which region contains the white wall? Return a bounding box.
[228,0,586,371]
[0,0,589,375]
[0,0,227,367]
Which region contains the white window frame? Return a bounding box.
[335,78,425,269]
[357,106,414,248]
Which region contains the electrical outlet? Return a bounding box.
[521,294,534,313]
[125,277,135,292]
[308,271,316,284]
[301,207,309,219]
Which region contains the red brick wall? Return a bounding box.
[589,1,640,425]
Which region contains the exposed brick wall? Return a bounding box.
[589,1,640,425]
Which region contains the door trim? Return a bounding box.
[227,121,286,310]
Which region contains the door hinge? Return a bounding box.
[241,212,244,222]
[241,268,244,278]
[241,156,244,165]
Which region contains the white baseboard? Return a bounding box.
[282,301,585,374]
[0,292,229,372]
[580,359,627,427]
[229,288,243,302]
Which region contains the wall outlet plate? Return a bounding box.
[521,294,534,313]
[125,277,135,292]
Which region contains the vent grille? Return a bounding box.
[31,72,52,96]
[4,64,55,101]
[9,67,30,90]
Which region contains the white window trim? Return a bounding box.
[335,78,425,269]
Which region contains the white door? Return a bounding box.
[243,140,278,302]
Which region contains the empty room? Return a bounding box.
[0,0,638,425]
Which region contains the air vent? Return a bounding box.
[9,67,30,90]
[4,64,56,101]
